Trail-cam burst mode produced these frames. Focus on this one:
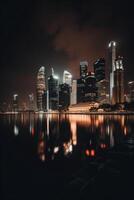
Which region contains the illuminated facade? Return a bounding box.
[94,58,105,82]
[69,102,99,112]
[108,41,116,104]
[84,72,98,102]
[97,79,109,104]
[70,80,77,105]
[113,57,124,104]
[48,68,59,110]
[13,94,19,112]
[77,72,98,103]
[80,61,88,78]
[36,66,46,111]
[128,81,134,102]
[63,70,72,86]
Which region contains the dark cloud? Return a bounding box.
[43,10,117,78]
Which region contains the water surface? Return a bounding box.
[1,113,134,200]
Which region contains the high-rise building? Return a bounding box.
[113,57,124,104]
[13,94,19,112]
[77,78,85,103]
[36,66,46,111]
[70,80,77,105]
[29,94,34,111]
[80,61,88,78]
[48,68,59,110]
[63,70,72,86]
[108,41,116,103]
[97,80,109,104]
[84,72,98,102]
[77,72,98,103]
[128,81,134,102]
[94,58,105,82]
[59,83,70,110]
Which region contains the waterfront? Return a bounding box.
[1,113,134,200]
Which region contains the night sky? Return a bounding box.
[0,0,134,104]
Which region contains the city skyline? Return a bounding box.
[0,0,134,103]
[0,54,129,106]
[0,43,131,112]
[0,51,131,107]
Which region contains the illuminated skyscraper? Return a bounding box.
[36,66,46,111]
[97,80,109,104]
[13,94,19,112]
[108,41,116,103]
[80,61,88,78]
[94,58,105,82]
[63,70,72,86]
[113,57,124,104]
[48,68,59,110]
[128,81,134,102]
[70,80,77,105]
[84,72,98,102]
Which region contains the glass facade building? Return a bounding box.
[36,66,46,111]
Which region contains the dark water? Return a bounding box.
[1,113,134,200]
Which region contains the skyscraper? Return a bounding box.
[29,94,34,111]
[48,68,59,110]
[80,61,88,78]
[36,66,46,111]
[97,80,109,104]
[113,57,124,104]
[59,83,70,110]
[77,78,85,103]
[84,72,98,102]
[94,58,105,82]
[13,94,19,112]
[70,80,77,105]
[108,41,116,103]
[94,58,109,103]
[128,81,134,102]
[63,70,72,86]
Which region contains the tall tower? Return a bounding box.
[94,58,109,103]
[108,41,116,103]
[94,58,105,82]
[70,80,77,105]
[63,70,72,86]
[36,66,46,111]
[80,61,88,78]
[113,57,124,104]
[48,68,59,110]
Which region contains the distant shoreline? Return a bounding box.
[1,111,134,115]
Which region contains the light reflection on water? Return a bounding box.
[2,113,134,162]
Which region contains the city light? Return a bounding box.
[53,75,59,79]
[14,124,19,136]
[1,41,133,113]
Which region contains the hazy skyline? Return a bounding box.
[0,0,134,103]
